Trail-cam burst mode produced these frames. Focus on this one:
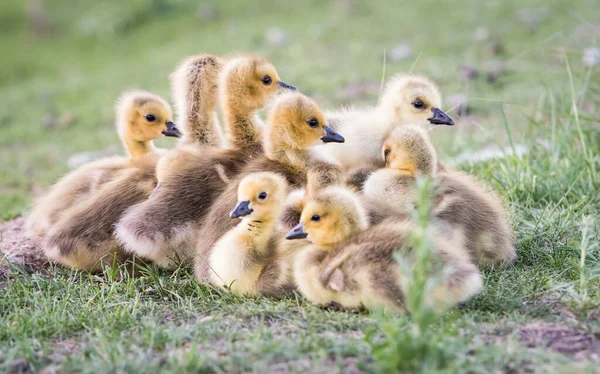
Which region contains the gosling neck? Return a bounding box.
[181,107,223,148]
[316,242,336,252]
[122,135,156,159]
[239,215,277,248]
[375,104,402,130]
[265,137,310,172]
[222,98,262,149]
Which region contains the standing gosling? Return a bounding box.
[209,172,291,296]
[42,91,180,272]
[26,91,180,239]
[363,125,516,266]
[287,187,483,313]
[312,74,454,171]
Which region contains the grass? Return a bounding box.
[1,0,599,372]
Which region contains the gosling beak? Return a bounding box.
[428,108,454,126]
[321,126,345,143]
[278,81,297,91]
[162,121,182,137]
[286,223,308,240]
[230,200,253,218]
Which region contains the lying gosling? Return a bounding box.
[42,91,180,271]
[363,125,516,266]
[287,186,483,313]
[26,91,180,239]
[208,172,291,297]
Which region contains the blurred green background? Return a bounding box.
[1,0,598,219]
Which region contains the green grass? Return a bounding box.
[1,0,599,372]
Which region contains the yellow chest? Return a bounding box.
[209,231,266,295]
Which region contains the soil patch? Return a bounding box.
[519,322,600,361]
[0,217,48,280]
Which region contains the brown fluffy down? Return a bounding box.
[42,155,159,272]
[116,143,264,259]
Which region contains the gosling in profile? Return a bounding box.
[42,91,180,271]
[363,124,516,266]
[312,73,454,171]
[287,186,483,313]
[208,172,291,297]
[26,91,180,239]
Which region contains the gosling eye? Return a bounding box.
[384,149,390,161]
[310,214,321,222]
[412,100,426,110]
[262,75,272,85]
[307,118,319,128]
[145,114,156,122]
[258,191,267,200]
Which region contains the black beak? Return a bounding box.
[321,126,345,143]
[428,108,454,126]
[286,223,308,240]
[278,81,297,91]
[230,200,253,218]
[162,121,182,137]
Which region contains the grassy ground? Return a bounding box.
[1,0,599,372]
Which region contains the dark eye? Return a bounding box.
[311,214,321,222]
[262,75,272,85]
[384,149,390,161]
[307,118,319,128]
[412,100,425,110]
[258,192,267,200]
[145,114,156,122]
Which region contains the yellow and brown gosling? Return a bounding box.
[363,124,516,266]
[209,172,291,296]
[288,186,483,313]
[155,54,225,187]
[26,90,179,239]
[41,91,180,271]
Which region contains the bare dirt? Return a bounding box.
[0,217,48,280]
[518,322,600,361]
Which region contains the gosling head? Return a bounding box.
[382,124,437,177]
[230,172,288,222]
[286,187,368,247]
[220,55,296,113]
[266,92,345,153]
[116,90,181,143]
[378,74,454,127]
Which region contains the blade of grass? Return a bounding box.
[565,55,596,186]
